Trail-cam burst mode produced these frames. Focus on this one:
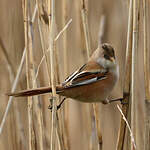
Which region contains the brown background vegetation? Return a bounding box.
[0,0,149,150]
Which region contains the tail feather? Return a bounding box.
[6,86,63,97]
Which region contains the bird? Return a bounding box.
[7,43,119,104]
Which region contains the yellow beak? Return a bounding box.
[110,57,115,62]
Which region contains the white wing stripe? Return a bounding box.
[74,78,97,86]
[70,71,86,83]
[64,70,79,83]
[72,76,107,86]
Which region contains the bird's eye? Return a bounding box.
[104,54,109,60]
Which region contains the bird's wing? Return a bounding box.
[62,61,108,88]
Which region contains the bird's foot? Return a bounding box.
[108,93,129,105]
[48,97,66,111]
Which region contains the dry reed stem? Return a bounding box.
[0,48,26,135]
[36,0,51,84]
[62,0,70,149]
[56,17,72,149]
[49,8,68,150]
[145,101,150,150]
[37,0,51,86]
[116,0,133,149]
[22,1,38,149]
[35,13,72,149]
[56,113,65,150]
[0,3,37,136]
[131,0,140,149]
[81,0,91,58]
[143,0,150,100]
[53,43,63,149]
[93,104,102,149]
[23,4,33,150]
[81,1,105,149]
[124,0,133,94]
[117,105,136,149]
[48,0,58,149]
[29,5,44,150]
[34,19,72,84]
[0,37,15,80]
[80,1,94,149]
[62,0,68,77]
[143,0,150,149]
[38,22,51,80]
[0,37,27,148]
[92,16,106,150]
[33,101,44,150]
[0,37,23,148]
[55,19,72,41]
[54,23,65,150]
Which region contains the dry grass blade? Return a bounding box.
[55,19,72,41]
[36,0,51,83]
[0,37,15,80]
[0,48,26,135]
[117,105,136,149]
[33,18,72,84]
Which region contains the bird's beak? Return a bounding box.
[110,57,115,62]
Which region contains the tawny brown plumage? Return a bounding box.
[7,43,119,104]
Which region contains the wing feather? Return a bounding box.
[62,61,108,88]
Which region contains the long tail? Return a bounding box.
[6,86,63,97]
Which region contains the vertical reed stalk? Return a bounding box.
[48,0,58,149]
[131,0,140,149]
[80,1,94,149]
[93,16,106,150]
[55,18,73,150]
[0,2,38,137]
[81,1,104,149]
[81,0,91,58]
[143,0,150,149]
[29,5,45,150]
[143,0,150,100]
[116,0,133,149]
[63,0,68,77]
[62,1,70,149]
[22,0,36,149]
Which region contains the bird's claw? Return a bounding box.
[120,98,128,105]
[48,104,61,111]
[48,97,66,111]
[120,93,130,105]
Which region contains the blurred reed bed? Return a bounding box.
[0,0,149,150]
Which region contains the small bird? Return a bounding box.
[7,43,119,104]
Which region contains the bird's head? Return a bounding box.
[101,43,115,63]
[92,43,117,69]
